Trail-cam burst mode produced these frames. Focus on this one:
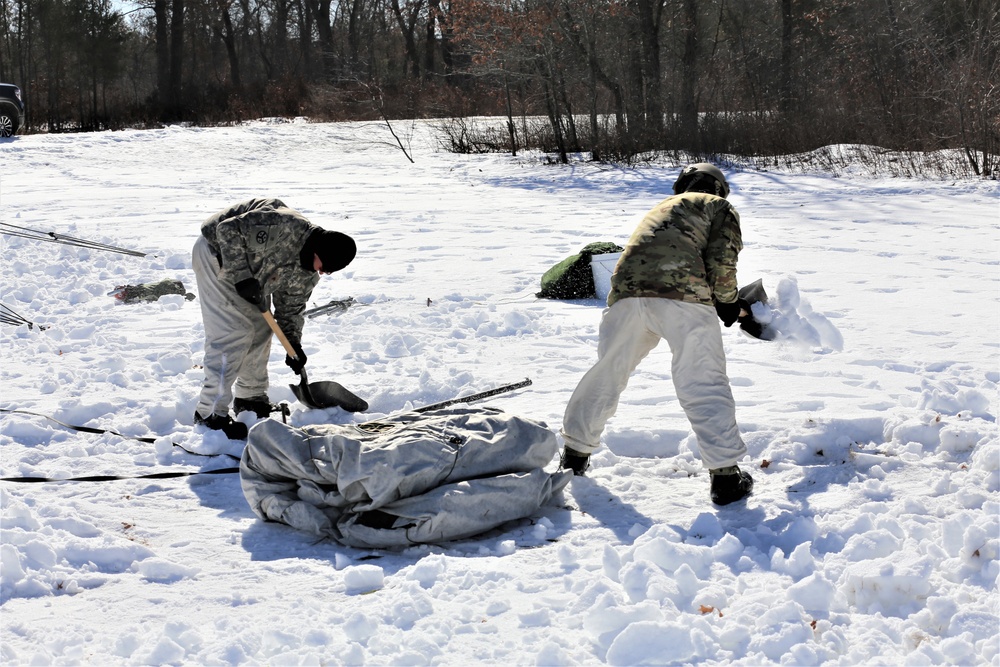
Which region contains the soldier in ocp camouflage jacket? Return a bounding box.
[608,192,742,307]
[560,164,755,506]
[192,198,356,439]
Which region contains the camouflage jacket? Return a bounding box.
[608,192,742,307]
[201,198,321,344]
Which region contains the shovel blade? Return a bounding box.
[738,278,768,306]
[737,279,777,341]
[291,379,369,412]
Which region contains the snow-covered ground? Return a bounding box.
[1,119,997,665]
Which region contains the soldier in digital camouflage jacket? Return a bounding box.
[192,198,356,438]
[560,164,755,506]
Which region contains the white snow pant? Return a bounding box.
[193,236,273,418]
[561,297,747,470]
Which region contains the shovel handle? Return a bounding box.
[261,310,300,360]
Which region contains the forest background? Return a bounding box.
[0,0,997,177]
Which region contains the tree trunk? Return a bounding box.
[637,0,662,137]
[540,58,568,163]
[624,0,664,145]
[780,0,793,114]
[389,0,421,78]
[294,0,314,79]
[588,60,599,159]
[561,6,626,147]
[503,68,517,156]
[424,0,439,77]
[624,19,645,143]
[437,4,455,76]
[217,2,241,89]
[154,0,169,115]
[348,0,364,72]
[557,69,578,151]
[168,0,184,119]
[305,0,334,77]
[679,0,700,147]
[272,0,290,78]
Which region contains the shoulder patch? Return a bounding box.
[250,225,274,253]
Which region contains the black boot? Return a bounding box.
[710,466,754,505]
[560,447,590,476]
[233,395,278,418]
[194,411,248,440]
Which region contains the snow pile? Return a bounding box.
[748,276,844,351]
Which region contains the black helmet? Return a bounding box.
[672,162,730,199]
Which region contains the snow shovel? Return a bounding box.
[260,310,369,412]
[736,279,777,341]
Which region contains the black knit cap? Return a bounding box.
[303,228,356,273]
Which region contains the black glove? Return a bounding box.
[234,278,263,309]
[285,341,307,374]
[714,300,741,327]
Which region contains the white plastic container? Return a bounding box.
[590,252,621,302]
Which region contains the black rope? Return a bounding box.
[1,408,159,443]
[0,407,274,454]
[0,223,148,257]
[0,408,242,483]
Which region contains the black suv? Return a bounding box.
[0,83,25,137]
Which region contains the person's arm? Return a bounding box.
[272,272,319,348]
[705,202,743,306]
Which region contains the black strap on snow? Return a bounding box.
[0,407,241,483]
[2,467,241,483]
[0,407,283,450]
[0,407,159,443]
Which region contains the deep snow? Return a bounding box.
[1,119,998,666]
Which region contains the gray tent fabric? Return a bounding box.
[240,406,572,548]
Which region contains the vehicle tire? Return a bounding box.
[0,113,13,137]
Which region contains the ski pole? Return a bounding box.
[411,378,532,414]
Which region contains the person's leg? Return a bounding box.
[645,299,747,470]
[192,236,257,419]
[232,299,272,403]
[561,299,660,462]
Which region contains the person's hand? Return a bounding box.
[234,278,263,309]
[714,300,741,327]
[285,341,307,374]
